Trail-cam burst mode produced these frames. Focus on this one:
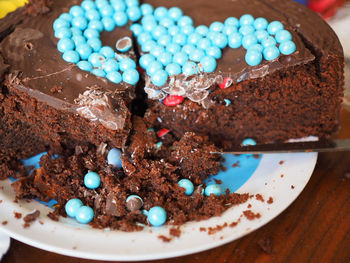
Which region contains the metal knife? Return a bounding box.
[214,138,350,154]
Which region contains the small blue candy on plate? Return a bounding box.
[65,199,83,217]
[204,184,222,196]
[107,148,122,168]
[242,138,257,146]
[123,69,139,85]
[84,171,101,189]
[75,206,94,224]
[178,179,194,195]
[147,206,167,226]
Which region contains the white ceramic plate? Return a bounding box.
[0,152,317,261]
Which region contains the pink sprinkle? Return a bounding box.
[163,95,184,106]
[157,128,170,138]
[218,77,232,89]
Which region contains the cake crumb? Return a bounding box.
[2,221,8,225]
[23,210,40,224]
[14,212,22,219]
[232,161,240,168]
[258,238,273,254]
[39,220,44,225]
[243,210,261,220]
[0,200,2,204]
[158,235,172,242]
[267,197,274,204]
[279,160,284,165]
[255,194,264,202]
[73,246,77,250]
[199,227,207,232]
[50,85,63,93]
[47,211,59,221]
[280,174,284,178]
[253,154,260,159]
[214,179,222,185]
[208,222,228,235]
[229,219,240,228]
[247,204,252,208]
[291,185,295,189]
[169,227,181,237]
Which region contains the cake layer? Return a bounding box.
[143,0,344,148]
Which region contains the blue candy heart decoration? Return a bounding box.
[53,0,296,88]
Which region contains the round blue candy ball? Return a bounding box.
[248,43,263,53]
[209,21,224,32]
[172,33,187,46]
[75,206,94,224]
[225,17,239,27]
[239,25,255,36]
[69,5,85,17]
[54,27,72,39]
[181,44,196,55]
[77,61,93,71]
[60,13,73,22]
[157,35,172,47]
[245,50,262,66]
[151,69,168,87]
[113,11,128,26]
[173,51,188,66]
[101,17,116,31]
[72,35,86,46]
[275,30,292,44]
[147,206,167,226]
[223,25,237,36]
[168,7,183,21]
[147,60,163,77]
[200,56,217,73]
[119,58,136,72]
[111,0,126,12]
[253,17,268,30]
[255,30,269,42]
[168,25,180,36]
[160,17,175,28]
[88,20,104,32]
[62,50,80,63]
[100,4,114,17]
[165,63,181,76]
[242,34,258,49]
[76,43,93,59]
[102,58,119,72]
[57,38,75,53]
[152,25,167,40]
[187,32,202,45]
[190,49,205,62]
[242,138,257,146]
[263,45,280,61]
[137,32,152,45]
[261,36,277,48]
[150,45,165,57]
[178,16,193,27]
[87,37,102,52]
[106,71,122,83]
[85,9,101,21]
[122,69,139,85]
[130,23,143,36]
[205,46,222,59]
[239,14,254,26]
[211,33,228,49]
[125,0,138,7]
[91,68,106,77]
[100,46,115,58]
[158,52,173,66]
[195,25,209,36]
[197,38,211,50]
[279,40,296,55]
[71,27,82,36]
[127,6,142,21]
[204,184,222,196]
[178,179,194,195]
[84,171,101,189]
[181,24,194,35]
[65,198,83,217]
[267,21,284,35]
[140,3,153,15]
[139,54,155,69]
[154,6,168,21]
[107,148,122,167]
[182,61,197,75]
[88,53,105,67]
[81,1,95,11]
[228,32,242,49]
[71,16,88,30]
[53,18,70,31]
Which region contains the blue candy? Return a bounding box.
[178,179,194,195]
[205,46,222,59]
[190,49,205,62]
[279,40,296,55]
[91,68,106,77]
[99,4,114,17]
[72,35,86,46]
[87,37,102,52]
[239,25,255,36]
[102,59,119,72]
[53,18,70,31]
[113,11,128,26]
[187,32,202,45]
[96,0,108,8]
[85,9,101,21]
[200,56,217,73]
[181,25,194,35]
[228,32,242,48]
[255,30,269,42]
[111,0,126,11]
[239,14,254,26]
[100,46,115,58]
[211,33,227,49]
[77,61,93,71]
[172,33,187,46]
[71,27,83,36]
[168,7,183,21]
[140,3,153,15]
[177,16,193,27]
[182,61,197,75]
[209,21,224,32]
[142,20,157,32]
[106,71,122,83]
[263,45,280,60]
[165,63,181,76]
[147,60,162,75]
[84,171,101,189]
[158,35,172,47]
[81,1,95,11]
[195,25,209,36]
[245,50,262,66]
[197,38,211,50]
[151,69,168,86]
[137,32,152,45]
[275,30,292,43]
[125,0,139,7]
[173,51,189,66]
[130,23,143,36]
[101,17,116,31]
[119,58,136,71]
[248,43,263,53]
[181,44,196,55]
[147,206,167,226]
[71,16,88,30]
[88,20,104,32]
[54,27,72,39]
[65,199,83,217]
[122,69,139,85]
[107,148,122,168]
[224,99,231,106]
[59,13,73,22]
[75,206,94,224]
[63,50,80,63]
[57,38,75,53]
[253,17,268,30]
[158,52,173,66]
[168,25,180,36]
[84,28,99,39]
[223,25,237,36]
[225,17,239,27]
[242,34,258,49]
[204,184,222,196]
[267,21,284,35]
[142,40,157,52]
[88,53,105,67]
[69,6,85,17]
[154,6,168,21]
[127,6,142,21]
[140,54,155,69]
[152,25,167,39]
[242,138,257,146]
[76,43,92,59]
[160,17,174,28]
[150,45,165,57]
[261,36,277,48]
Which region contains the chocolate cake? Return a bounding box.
[143,0,344,149]
[0,0,345,230]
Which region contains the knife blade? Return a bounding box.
[213,139,350,154]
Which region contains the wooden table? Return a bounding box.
[2,108,349,263]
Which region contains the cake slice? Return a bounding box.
[0,0,137,160]
[141,0,344,149]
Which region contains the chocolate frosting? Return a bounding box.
[0,0,136,131]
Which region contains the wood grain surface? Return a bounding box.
[2,108,349,263]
